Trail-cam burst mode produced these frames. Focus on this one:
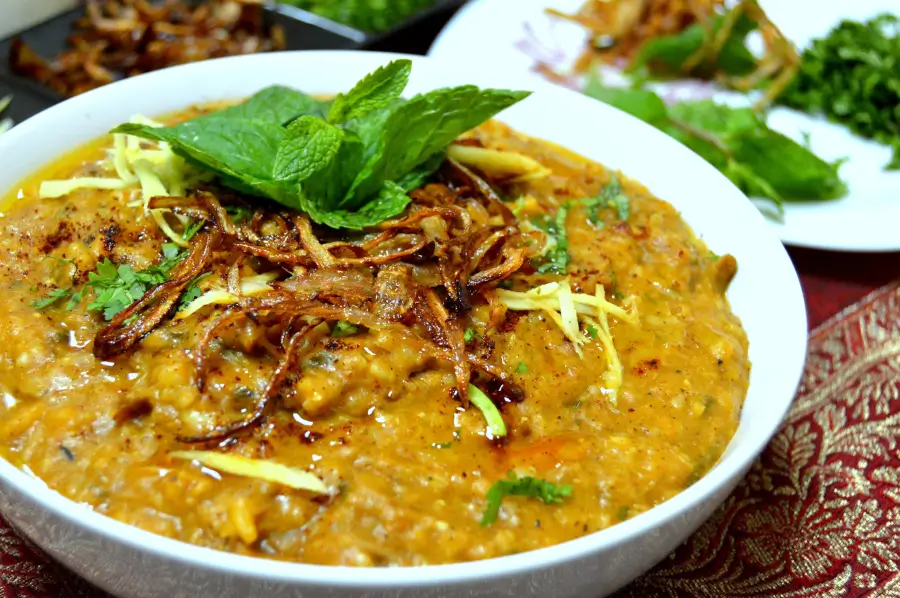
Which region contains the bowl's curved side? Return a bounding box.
[0,463,752,598]
[0,49,807,596]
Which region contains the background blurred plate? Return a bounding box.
[429,0,900,252]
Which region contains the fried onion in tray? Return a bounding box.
[95,164,534,444]
[10,0,285,98]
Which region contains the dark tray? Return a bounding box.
[0,0,464,126]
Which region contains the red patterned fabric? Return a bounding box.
[0,253,898,597]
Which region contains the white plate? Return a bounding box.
[0,50,806,598]
[430,0,900,251]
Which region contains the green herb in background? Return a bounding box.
[779,14,900,170]
[481,472,572,526]
[115,60,529,230]
[629,11,758,81]
[285,0,438,32]
[585,79,847,210]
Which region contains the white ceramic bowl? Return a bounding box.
[0,51,807,598]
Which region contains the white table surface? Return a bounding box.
[0,0,77,38]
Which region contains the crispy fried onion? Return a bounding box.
[102,167,529,442]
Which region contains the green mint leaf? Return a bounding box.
[214,85,328,122]
[328,59,412,125]
[273,115,344,183]
[730,129,847,201]
[114,118,290,201]
[343,86,530,209]
[668,100,763,137]
[303,180,412,230]
[480,472,572,526]
[628,12,756,77]
[584,79,669,124]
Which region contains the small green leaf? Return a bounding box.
[584,78,669,124]
[328,59,412,124]
[331,320,359,338]
[343,86,530,209]
[515,361,528,374]
[480,472,572,526]
[32,287,73,310]
[532,204,571,274]
[273,116,344,183]
[464,327,479,343]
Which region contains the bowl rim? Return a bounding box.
[0,50,807,588]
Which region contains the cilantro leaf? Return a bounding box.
[273,116,344,183]
[581,174,630,224]
[481,472,572,526]
[331,320,359,338]
[463,327,479,343]
[86,246,186,321]
[780,14,900,170]
[515,361,528,374]
[179,273,211,311]
[32,287,74,310]
[225,205,253,223]
[328,60,411,125]
[183,219,205,241]
[532,203,571,274]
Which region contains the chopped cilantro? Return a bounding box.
[433,441,455,449]
[86,244,185,321]
[182,219,205,241]
[532,203,571,274]
[617,506,630,520]
[179,273,212,310]
[225,205,254,224]
[515,361,528,374]
[464,327,480,343]
[609,269,624,301]
[32,287,75,310]
[581,174,630,225]
[585,323,599,340]
[480,472,572,526]
[331,320,359,338]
